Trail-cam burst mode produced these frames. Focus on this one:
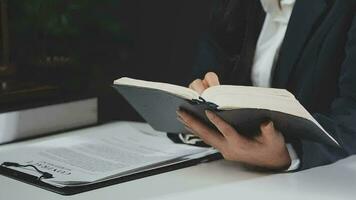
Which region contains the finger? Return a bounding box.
[254,134,264,144]
[204,72,220,87]
[189,79,206,94]
[260,121,280,142]
[177,110,225,148]
[202,79,209,89]
[177,116,188,126]
[205,110,241,141]
[184,126,196,134]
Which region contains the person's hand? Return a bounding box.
[177,110,291,170]
[189,72,220,94]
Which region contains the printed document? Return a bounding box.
[0,122,215,187]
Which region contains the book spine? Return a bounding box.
[191,97,219,111]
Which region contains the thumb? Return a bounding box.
[204,72,220,87]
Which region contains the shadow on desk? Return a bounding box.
[152,156,356,200]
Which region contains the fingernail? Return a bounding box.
[177,117,186,125]
[205,110,214,120]
[184,126,195,134]
[176,110,183,117]
[262,121,274,129]
[269,122,274,129]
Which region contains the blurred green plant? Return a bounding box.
[11,0,123,39]
[3,0,130,89]
[6,0,130,74]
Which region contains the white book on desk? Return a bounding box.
[0,98,98,144]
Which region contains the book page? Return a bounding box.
[114,77,199,100]
[201,85,338,145]
[202,85,312,120]
[0,123,210,187]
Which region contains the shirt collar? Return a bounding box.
[260,0,296,23]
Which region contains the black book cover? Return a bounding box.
[114,84,339,147]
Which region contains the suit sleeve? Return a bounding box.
[191,32,222,79]
[295,13,356,170]
[191,0,235,80]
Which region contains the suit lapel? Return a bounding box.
[272,0,327,88]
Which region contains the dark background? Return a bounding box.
[104,0,213,122]
[0,0,213,123]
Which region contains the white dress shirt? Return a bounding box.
[180,0,300,171]
[252,0,300,171]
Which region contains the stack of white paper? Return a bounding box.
[0,122,216,187]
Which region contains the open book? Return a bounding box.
[114,77,339,147]
[0,122,218,195]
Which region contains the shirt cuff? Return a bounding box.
[285,143,300,171]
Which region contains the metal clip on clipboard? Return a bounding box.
[1,162,53,180]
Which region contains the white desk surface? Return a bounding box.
[0,122,355,200]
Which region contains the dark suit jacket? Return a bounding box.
[193,0,356,170]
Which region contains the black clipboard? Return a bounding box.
[0,153,222,196]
